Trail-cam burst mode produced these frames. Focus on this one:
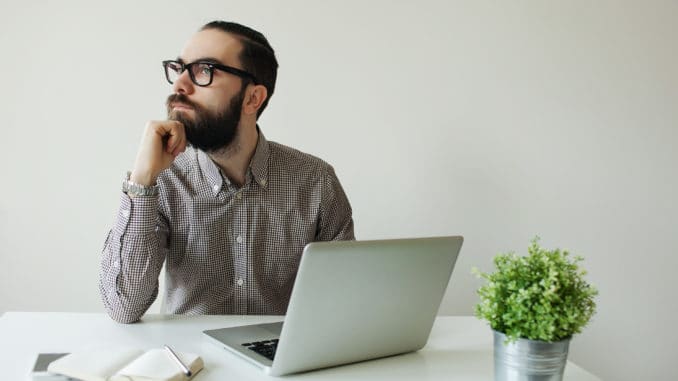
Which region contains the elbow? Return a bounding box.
[100,287,147,324]
[106,308,143,324]
[99,276,154,324]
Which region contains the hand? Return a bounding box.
[130,120,187,186]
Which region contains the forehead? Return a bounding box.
[179,28,243,66]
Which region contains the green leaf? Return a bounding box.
[473,236,598,342]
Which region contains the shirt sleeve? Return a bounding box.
[99,192,169,323]
[316,164,355,241]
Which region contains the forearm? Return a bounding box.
[99,193,167,323]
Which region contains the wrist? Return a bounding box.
[129,170,158,186]
[123,171,159,198]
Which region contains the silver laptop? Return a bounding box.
[203,236,463,376]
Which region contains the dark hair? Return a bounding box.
[201,21,278,118]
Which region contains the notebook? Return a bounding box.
[204,236,464,376]
[46,347,203,381]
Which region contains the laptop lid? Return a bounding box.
[268,236,463,376]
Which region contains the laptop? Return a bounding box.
[203,236,463,376]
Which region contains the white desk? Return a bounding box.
[0,312,600,380]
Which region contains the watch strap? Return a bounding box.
[122,171,159,197]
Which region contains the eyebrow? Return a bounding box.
[176,56,224,65]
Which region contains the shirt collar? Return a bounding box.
[249,128,270,188]
[197,149,224,196]
[197,128,270,196]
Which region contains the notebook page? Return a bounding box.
[111,348,202,381]
[47,347,144,381]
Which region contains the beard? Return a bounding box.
[166,90,246,153]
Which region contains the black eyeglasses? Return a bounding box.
[162,60,258,87]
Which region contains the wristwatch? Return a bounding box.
[122,171,159,197]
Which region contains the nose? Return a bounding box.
[172,69,195,95]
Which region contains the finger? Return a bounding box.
[166,133,178,153]
[162,134,172,151]
[165,124,184,151]
[173,136,187,156]
[166,129,182,155]
[167,122,185,150]
[167,120,185,135]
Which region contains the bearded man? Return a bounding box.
[100,21,355,323]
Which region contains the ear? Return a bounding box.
[242,84,268,117]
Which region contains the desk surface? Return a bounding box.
[0,312,600,381]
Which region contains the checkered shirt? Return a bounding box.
[99,131,355,323]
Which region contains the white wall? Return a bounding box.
[1,1,676,380]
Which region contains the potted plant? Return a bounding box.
[473,237,598,381]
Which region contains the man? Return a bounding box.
[100,21,355,323]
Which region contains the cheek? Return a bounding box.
[202,91,231,112]
[189,96,219,116]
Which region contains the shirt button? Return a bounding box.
[260,179,267,186]
[213,185,220,193]
[236,278,244,286]
[236,235,243,244]
[236,192,243,200]
[121,209,130,218]
[113,260,120,268]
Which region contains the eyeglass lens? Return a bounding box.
[165,62,213,86]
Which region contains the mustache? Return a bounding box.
[166,93,199,110]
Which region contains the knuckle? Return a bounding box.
[145,121,163,133]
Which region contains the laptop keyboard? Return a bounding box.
[242,339,279,361]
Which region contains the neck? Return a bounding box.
[207,121,258,187]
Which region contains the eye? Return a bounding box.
[198,63,212,76]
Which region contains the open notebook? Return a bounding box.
[47,347,203,381]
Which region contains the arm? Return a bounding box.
[316,164,355,241]
[99,193,170,323]
[99,120,186,323]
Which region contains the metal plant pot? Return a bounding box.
[493,330,570,381]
